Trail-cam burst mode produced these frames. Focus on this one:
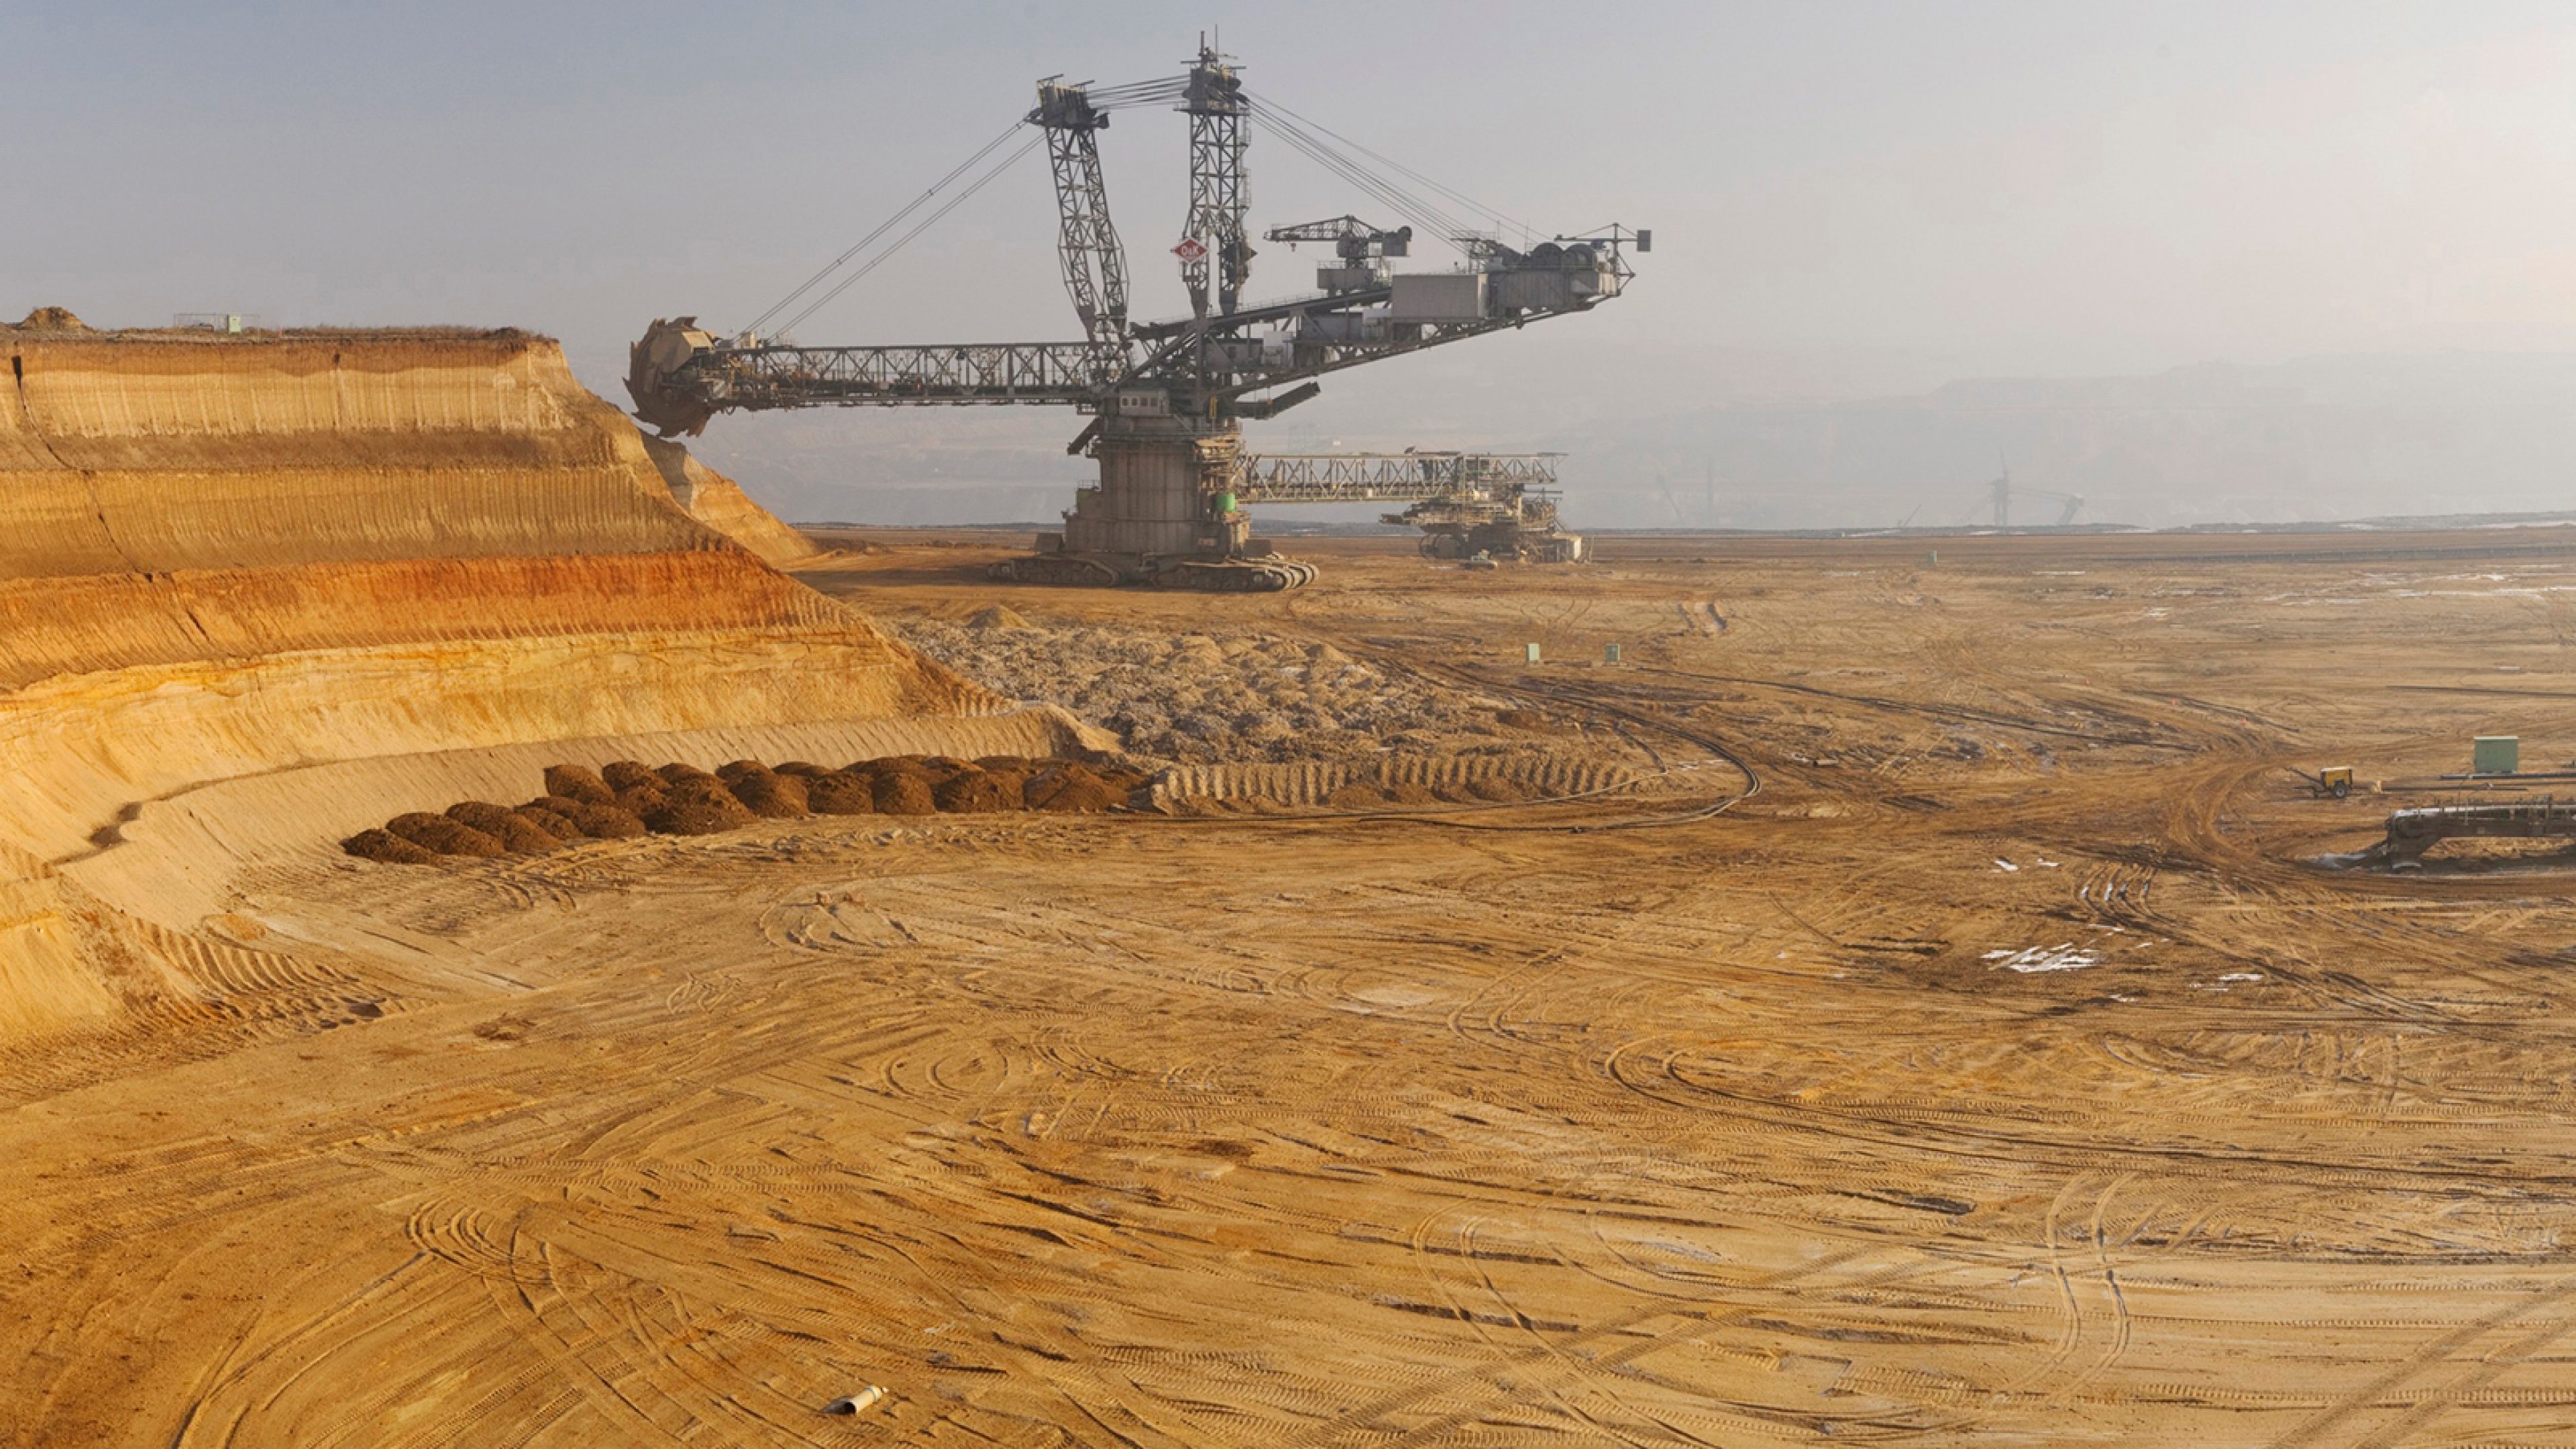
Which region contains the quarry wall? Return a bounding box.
[0,323,1059,1046]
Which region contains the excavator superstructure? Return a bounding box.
[627,40,1640,590]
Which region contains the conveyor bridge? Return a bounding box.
[2385,799,2576,860]
[1234,452,1558,504]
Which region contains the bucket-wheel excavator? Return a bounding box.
[627,40,1642,591]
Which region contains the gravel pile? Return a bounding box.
[898,618,1515,765]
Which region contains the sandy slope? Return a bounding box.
[0,323,1075,1046]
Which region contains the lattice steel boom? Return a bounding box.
[1181,42,1251,320]
[1236,452,1558,503]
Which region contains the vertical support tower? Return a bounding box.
[1181,41,1251,323]
[1033,80,1130,378]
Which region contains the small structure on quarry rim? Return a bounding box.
[627,38,1640,592]
[1235,451,1585,563]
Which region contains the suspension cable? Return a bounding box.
[1248,102,1479,254]
[1250,90,1538,246]
[741,74,1184,342]
[1251,103,1480,246]
[743,117,1029,340]
[768,131,1045,340]
[1249,106,1444,235]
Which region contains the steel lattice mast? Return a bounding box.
[1179,42,1251,321]
[1032,80,1130,379]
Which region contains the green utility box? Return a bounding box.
[2474,736,2520,775]
[1524,642,1542,664]
[1605,643,1621,663]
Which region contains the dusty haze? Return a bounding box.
[10,1,2571,525]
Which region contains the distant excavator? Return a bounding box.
[1988,464,2084,528]
[627,39,1642,591]
[1236,451,1585,562]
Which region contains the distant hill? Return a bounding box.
[1547,353,2576,531]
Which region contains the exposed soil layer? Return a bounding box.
[0,327,1097,1075]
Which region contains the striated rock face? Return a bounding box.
[637,433,824,568]
[0,325,1083,1045]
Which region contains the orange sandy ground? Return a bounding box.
[17,529,2576,1446]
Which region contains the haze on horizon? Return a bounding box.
[9,1,2571,529]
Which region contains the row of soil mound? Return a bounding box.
[342,755,1145,862]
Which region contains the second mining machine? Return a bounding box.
[626,40,1642,592]
[1236,451,1585,562]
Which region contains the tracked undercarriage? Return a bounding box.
[991,552,1318,591]
[985,410,1316,591]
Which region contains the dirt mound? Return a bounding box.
[445,802,560,853]
[967,604,1031,631]
[725,767,810,818]
[606,760,672,814]
[384,812,506,858]
[563,801,649,839]
[1326,784,1393,810]
[1025,763,1125,813]
[615,785,669,814]
[880,755,972,786]
[642,778,757,836]
[871,769,937,816]
[802,771,877,814]
[656,763,720,787]
[932,769,1016,813]
[14,307,88,331]
[514,804,582,840]
[600,761,661,794]
[773,761,833,778]
[543,765,616,806]
[339,828,435,863]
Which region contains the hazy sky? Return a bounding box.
[11,3,2569,370]
[9,3,2572,525]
